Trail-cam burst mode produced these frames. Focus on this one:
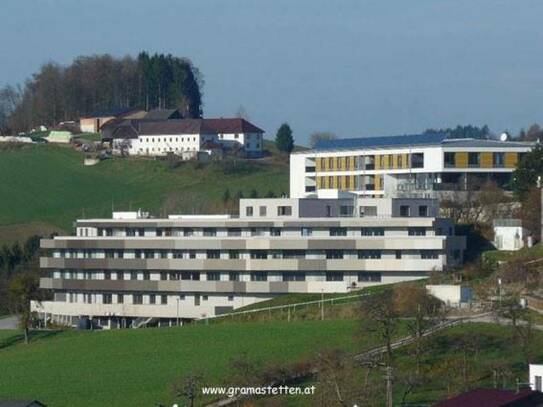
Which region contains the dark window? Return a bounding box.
[143,272,150,281]
[203,228,217,237]
[229,272,240,281]
[468,152,480,167]
[282,250,305,259]
[326,272,343,282]
[207,250,220,259]
[358,250,381,259]
[104,272,111,280]
[411,153,424,168]
[493,152,505,168]
[246,206,254,217]
[419,205,428,217]
[270,227,281,236]
[181,272,200,280]
[340,205,354,217]
[358,272,382,282]
[326,250,344,259]
[409,227,426,236]
[189,250,196,259]
[149,294,156,304]
[277,206,292,216]
[444,152,455,167]
[361,227,384,236]
[229,250,240,259]
[421,250,439,259]
[131,271,138,280]
[173,250,183,259]
[183,228,194,237]
[207,272,221,281]
[396,250,402,259]
[250,250,267,259]
[360,206,377,217]
[133,294,143,305]
[326,205,332,217]
[228,228,241,237]
[400,205,410,217]
[259,206,267,216]
[103,294,112,304]
[251,272,268,281]
[283,272,306,281]
[330,227,347,236]
[160,272,167,281]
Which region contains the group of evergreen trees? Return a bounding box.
[0,52,203,134]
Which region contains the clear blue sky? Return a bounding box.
[2,0,543,145]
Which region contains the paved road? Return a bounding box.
[0,316,19,330]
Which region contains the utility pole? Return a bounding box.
[321,289,324,321]
[385,365,393,407]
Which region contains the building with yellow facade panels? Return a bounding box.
[290,133,534,198]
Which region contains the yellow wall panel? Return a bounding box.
[505,152,518,168]
[481,152,493,168]
[456,152,468,168]
[315,158,322,172]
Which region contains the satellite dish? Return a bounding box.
[500,132,509,142]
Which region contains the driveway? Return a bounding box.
[0,315,19,330]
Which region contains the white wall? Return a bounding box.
[530,364,543,391]
[494,226,525,251]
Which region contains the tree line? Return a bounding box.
[0,52,204,135]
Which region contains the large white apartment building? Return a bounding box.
[103,117,264,158]
[290,133,534,198]
[33,191,465,328]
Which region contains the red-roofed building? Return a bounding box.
[434,388,543,407]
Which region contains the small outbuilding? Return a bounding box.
[80,108,146,133]
[426,284,473,307]
[493,219,528,251]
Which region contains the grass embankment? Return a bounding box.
[0,144,288,235]
[0,319,382,407]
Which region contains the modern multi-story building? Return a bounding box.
[102,117,264,158]
[32,191,465,328]
[290,133,534,198]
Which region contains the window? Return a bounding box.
[228,228,241,237]
[411,153,424,168]
[229,272,240,281]
[270,227,281,236]
[418,205,428,217]
[103,294,112,304]
[400,205,410,217]
[202,295,208,301]
[326,250,344,259]
[320,157,326,168]
[326,205,332,217]
[330,227,347,236]
[493,152,505,168]
[444,152,456,167]
[117,294,124,304]
[133,294,143,305]
[358,272,382,282]
[183,228,194,237]
[358,250,381,259]
[361,227,384,236]
[283,250,305,259]
[379,155,385,168]
[395,250,402,259]
[398,155,403,167]
[246,206,253,217]
[468,152,480,167]
[251,227,265,236]
[160,272,167,281]
[143,272,150,281]
[326,273,343,282]
[301,227,313,236]
[388,155,393,167]
[228,295,234,301]
[250,250,267,259]
[328,157,334,169]
[104,272,111,280]
[251,272,268,281]
[131,271,138,281]
[259,206,267,216]
[536,376,542,392]
[196,269,217,282]
[173,250,183,259]
[360,206,377,217]
[409,227,426,236]
[189,250,196,259]
[181,272,200,280]
[203,228,217,237]
[207,250,220,259]
[277,206,292,216]
[283,272,305,281]
[229,250,240,259]
[421,250,439,259]
[340,205,353,217]
[150,294,156,304]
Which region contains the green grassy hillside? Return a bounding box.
[0,320,365,407]
[0,144,289,234]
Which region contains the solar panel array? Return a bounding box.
[313,133,448,151]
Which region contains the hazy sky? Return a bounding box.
[2,0,543,145]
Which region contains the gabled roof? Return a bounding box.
[434,388,543,407]
[313,133,447,151]
[202,118,264,134]
[82,108,144,119]
[145,109,183,120]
